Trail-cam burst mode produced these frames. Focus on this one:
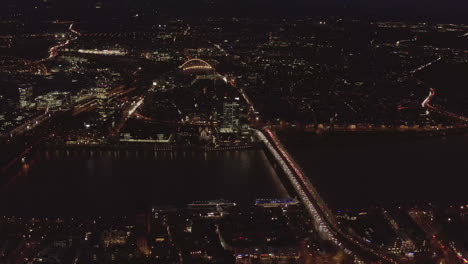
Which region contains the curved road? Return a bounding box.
[39,23,81,62]
[422,88,468,124]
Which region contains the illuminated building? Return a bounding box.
[18,86,33,109]
[255,198,299,208]
[96,86,108,109]
[222,102,240,131]
[102,230,128,247]
[119,133,173,143]
[198,126,212,141]
[35,92,72,111]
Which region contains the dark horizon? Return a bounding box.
[2,0,468,23]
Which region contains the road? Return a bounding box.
[409,210,468,264]
[410,57,441,75]
[110,97,145,137]
[255,127,400,263]
[409,56,468,124]
[39,23,80,62]
[8,112,52,138]
[422,88,468,124]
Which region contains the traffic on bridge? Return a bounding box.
[255,127,401,263]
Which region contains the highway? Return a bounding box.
[39,23,80,62]
[422,88,468,124]
[255,127,400,263]
[111,97,145,137]
[410,56,468,124]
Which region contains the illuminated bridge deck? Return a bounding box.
[255,128,400,263]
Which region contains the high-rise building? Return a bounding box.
[95,78,110,110]
[96,86,108,102]
[222,102,240,129]
[18,86,33,109]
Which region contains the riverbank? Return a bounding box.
[41,142,257,152]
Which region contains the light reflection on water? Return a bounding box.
[0,149,289,216]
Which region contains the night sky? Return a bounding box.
[3,0,468,23]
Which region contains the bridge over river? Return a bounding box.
[255,127,401,263]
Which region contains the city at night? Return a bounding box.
[0,0,467,263]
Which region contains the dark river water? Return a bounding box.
[0,149,289,216]
[1,133,467,216]
[283,133,468,210]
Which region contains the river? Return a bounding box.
[281,132,468,210]
[0,149,288,216]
